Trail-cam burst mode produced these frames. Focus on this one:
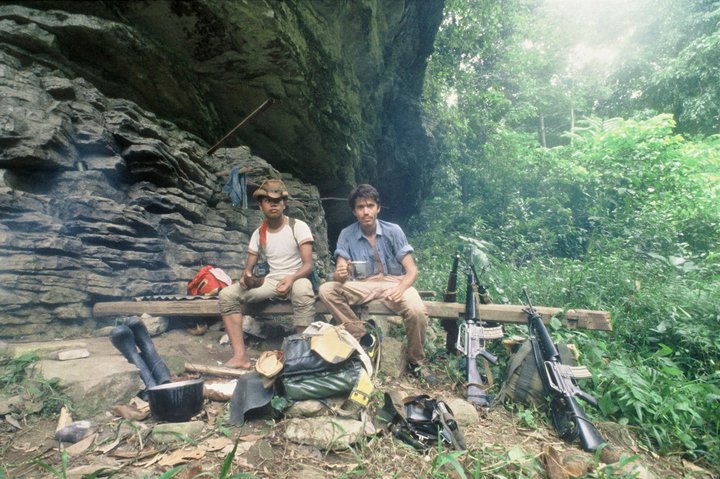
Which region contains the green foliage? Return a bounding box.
[429,442,467,479]
[416,5,720,462]
[1,352,68,417]
[514,406,539,430]
[1,352,38,388]
[606,2,720,135]
[597,353,718,455]
[33,451,68,479]
[150,466,184,479]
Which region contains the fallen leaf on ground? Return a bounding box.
[97,436,123,454]
[24,401,44,414]
[56,406,73,431]
[682,460,714,478]
[110,449,158,459]
[159,447,206,466]
[130,397,149,409]
[65,432,97,456]
[204,436,234,452]
[5,415,21,429]
[543,444,569,479]
[137,454,163,469]
[11,441,39,453]
[222,441,253,457]
[111,404,150,421]
[67,465,117,476]
[239,434,263,441]
[0,395,24,415]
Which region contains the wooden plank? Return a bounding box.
[93,299,611,331]
[93,300,223,318]
[384,302,612,331]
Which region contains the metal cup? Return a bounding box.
[348,261,369,280]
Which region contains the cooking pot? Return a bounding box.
[148,379,204,422]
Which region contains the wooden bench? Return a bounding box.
[92,297,612,331]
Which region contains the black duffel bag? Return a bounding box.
[278,333,364,402]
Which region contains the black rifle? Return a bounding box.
[457,252,503,407]
[522,288,605,452]
[441,253,461,354]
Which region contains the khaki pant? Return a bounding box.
[219,277,315,327]
[317,277,428,365]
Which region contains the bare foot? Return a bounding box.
[224,357,253,370]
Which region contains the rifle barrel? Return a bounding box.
[443,253,460,303]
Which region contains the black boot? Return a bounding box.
[109,325,157,391]
[126,317,172,385]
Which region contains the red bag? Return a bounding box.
[187,265,231,296]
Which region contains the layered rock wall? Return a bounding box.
[0,1,443,233]
[0,56,329,338]
[0,1,442,338]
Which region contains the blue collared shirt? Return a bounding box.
[334,220,414,276]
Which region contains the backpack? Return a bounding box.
[255,218,321,292]
[495,339,577,408]
[276,327,373,407]
[187,265,232,296]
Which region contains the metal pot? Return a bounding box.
[148,379,204,422]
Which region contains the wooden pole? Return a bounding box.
[206,98,274,156]
[185,362,251,378]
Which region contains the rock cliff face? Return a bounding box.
[0,1,443,338]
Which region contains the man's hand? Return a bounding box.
[239,271,251,290]
[242,271,265,290]
[275,276,294,296]
[385,283,409,302]
[334,262,350,283]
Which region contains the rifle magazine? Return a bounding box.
[564,364,592,379]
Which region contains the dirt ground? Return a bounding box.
[0,324,716,479]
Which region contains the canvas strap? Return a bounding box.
[258,217,300,257]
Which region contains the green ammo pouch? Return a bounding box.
[280,360,363,401]
[496,339,577,408]
[277,333,363,401]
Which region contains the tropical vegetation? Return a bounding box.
[410,0,720,472]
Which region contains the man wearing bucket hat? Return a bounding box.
[218,178,315,369]
[318,184,437,385]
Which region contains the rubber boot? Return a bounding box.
[441,318,459,355]
[109,325,157,390]
[126,316,172,385]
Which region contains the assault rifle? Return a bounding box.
[522,288,605,452]
[457,252,503,407]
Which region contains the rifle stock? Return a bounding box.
[523,288,605,452]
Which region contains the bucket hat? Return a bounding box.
[256,350,284,378]
[253,179,289,200]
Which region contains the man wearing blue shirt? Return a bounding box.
[318,184,436,384]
